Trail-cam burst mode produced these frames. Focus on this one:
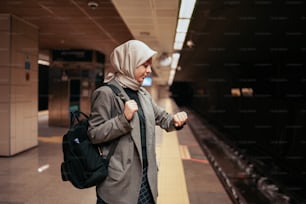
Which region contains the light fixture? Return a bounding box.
[186,39,194,48]
[88,0,99,9]
[171,53,180,69]
[38,53,50,66]
[173,0,197,51]
[174,42,184,50]
[175,32,187,43]
[169,0,197,85]
[168,53,181,86]
[38,59,50,66]
[241,88,254,96]
[186,30,195,48]
[179,0,197,18]
[231,88,241,97]
[168,69,176,86]
[158,52,172,67]
[176,19,190,33]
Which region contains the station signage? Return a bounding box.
[52,49,93,62]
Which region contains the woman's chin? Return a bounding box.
[137,79,144,84]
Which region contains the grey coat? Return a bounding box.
[87,80,176,204]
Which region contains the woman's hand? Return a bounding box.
[173,111,188,127]
[124,100,138,121]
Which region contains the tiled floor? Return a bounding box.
[0,98,231,204]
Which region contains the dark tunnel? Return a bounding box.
[171,1,306,203]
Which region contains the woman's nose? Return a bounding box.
[146,65,152,73]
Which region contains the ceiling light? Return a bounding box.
[186,39,194,48]
[176,19,190,32]
[169,0,197,86]
[168,69,176,86]
[88,0,99,9]
[38,59,50,66]
[171,53,180,69]
[175,32,187,43]
[179,0,197,18]
[158,53,172,67]
[174,42,184,50]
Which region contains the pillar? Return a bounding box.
[0,14,39,156]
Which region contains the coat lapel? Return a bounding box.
[130,113,143,165]
[109,80,144,165]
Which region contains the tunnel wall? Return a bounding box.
[171,1,306,200]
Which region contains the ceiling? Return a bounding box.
[1,0,305,88]
[0,0,180,85]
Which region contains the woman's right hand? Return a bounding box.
[124,100,138,121]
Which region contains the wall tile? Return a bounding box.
[0,102,10,155]
[0,68,10,84]
[0,49,10,66]
[0,142,10,155]
[0,14,10,31]
[0,85,10,103]
[0,103,9,135]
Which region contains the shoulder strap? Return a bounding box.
[105,139,119,160]
[102,84,126,159]
[69,111,89,128]
[106,84,127,103]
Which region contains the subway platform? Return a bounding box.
[0,97,231,204]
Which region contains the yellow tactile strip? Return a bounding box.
[156,100,190,204]
[38,136,63,143]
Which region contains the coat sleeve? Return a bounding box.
[140,88,176,132]
[153,100,176,131]
[87,86,132,144]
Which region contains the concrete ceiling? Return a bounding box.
[0,0,180,85]
[3,1,304,89]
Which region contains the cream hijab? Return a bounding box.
[106,40,157,90]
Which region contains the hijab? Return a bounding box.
[106,40,157,90]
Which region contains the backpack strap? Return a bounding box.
[106,83,128,103]
[69,111,89,128]
[99,84,126,159]
[105,139,119,160]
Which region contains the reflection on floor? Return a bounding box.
[0,112,96,204]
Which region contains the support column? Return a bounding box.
[0,14,39,156]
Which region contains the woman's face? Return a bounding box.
[134,58,152,84]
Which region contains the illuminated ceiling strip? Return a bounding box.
[169,0,196,85]
[179,0,197,19]
[171,53,180,69]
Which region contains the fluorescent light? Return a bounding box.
[168,69,176,86]
[169,0,197,85]
[175,32,187,43]
[241,88,253,96]
[176,19,190,32]
[38,59,50,66]
[231,88,241,97]
[179,0,196,18]
[159,55,172,67]
[174,42,184,50]
[171,53,180,69]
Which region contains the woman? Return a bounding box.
[88,40,188,204]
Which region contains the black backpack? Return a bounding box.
[60,84,124,189]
